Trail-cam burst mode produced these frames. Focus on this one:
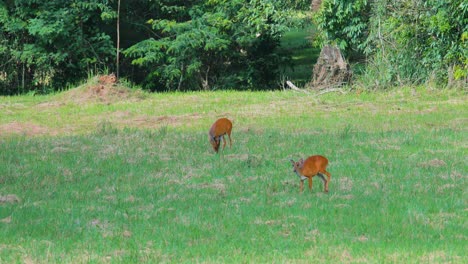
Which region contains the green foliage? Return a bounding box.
[420,0,468,84]
[364,0,467,87]
[313,0,370,55]
[124,0,294,91]
[0,0,115,94]
[278,0,311,11]
[314,0,467,88]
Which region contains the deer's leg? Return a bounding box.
[221,135,226,150]
[227,131,232,148]
[308,177,313,191]
[320,171,331,193]
[318,174,328,193]
[216,137,221,151]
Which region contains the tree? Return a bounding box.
[312,0,370,57]
[124,0,293,91]
[116,0,121,81]
[0,0,115,94]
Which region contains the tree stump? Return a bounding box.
[311,0,322,12]
[309,45,352,90]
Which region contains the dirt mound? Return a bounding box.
[98,74,117,85]
[60,74,144,104]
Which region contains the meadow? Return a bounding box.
[0,85,467,263]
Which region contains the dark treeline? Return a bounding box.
[0,0,466,95]
[0,0,307,94]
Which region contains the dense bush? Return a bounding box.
[314,0,467,88]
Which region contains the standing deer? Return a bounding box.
[209,118,232,153]
[290,155,331,193]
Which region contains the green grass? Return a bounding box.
[0,87,467,263]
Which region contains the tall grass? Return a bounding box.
[0,88,467,263]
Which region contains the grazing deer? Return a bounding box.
[209,118,232,153]
[290,155,331,193]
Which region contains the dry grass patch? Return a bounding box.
[445,170,464,180]
[327,246,370,263]
[0,121,51,136]
[420,250,462,263]
[304,229,321,243]
[191,182,227,196]
[354,235,370,243]
[0,216,12,224]
[370,138,401,150]
[231,197,252,206]
[253,217,282,226]
[276,197,297,207]
[105,111,205,131]
[0,194,20,204]
[336,177,354,192]
[331,194,354,201]
[436,184,457,193]
[418,158,447,168]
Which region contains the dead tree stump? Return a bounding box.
[311,0,322,12]
[309,45,352,90]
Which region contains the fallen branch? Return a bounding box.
[287,81,310,94]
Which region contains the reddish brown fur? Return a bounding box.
[209,118,232,153]
[290,155,331,193]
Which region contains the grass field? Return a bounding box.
[0,84,467,263]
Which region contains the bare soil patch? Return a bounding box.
[0,122,49,136]
[120,112,203,129]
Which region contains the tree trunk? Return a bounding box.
[311,0,322,12]
[116,0,121,81]
[309,45,352,89]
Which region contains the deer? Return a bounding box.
[290,155,331,193]
[209,118,232,153]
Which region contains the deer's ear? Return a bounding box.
[299,158,304,164]
[290,159,295,165]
